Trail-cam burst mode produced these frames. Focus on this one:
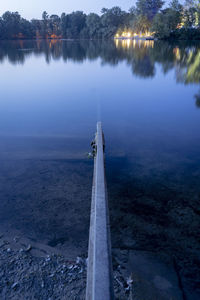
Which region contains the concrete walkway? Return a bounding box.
[86,122,114,300]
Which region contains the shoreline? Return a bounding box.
[0,229,133,300]
[0,231,189,300]
[1,37,200,41]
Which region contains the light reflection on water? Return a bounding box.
[0,39,200,294]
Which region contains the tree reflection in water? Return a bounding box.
[0,39,200,106]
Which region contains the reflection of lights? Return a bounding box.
[114,39,154,49]
[150,41,154,48]
[127,39,131,48]
[19,39,24,49]
[185,50,200,83]
[115,39,119,48]
[122,39,131,48]
[173,47,181,60]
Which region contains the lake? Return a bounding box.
[0,39,200,297]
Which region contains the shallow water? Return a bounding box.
[0,39,200,294]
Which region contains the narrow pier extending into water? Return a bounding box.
[86,122,114,300]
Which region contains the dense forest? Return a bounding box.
[0,0,200,40]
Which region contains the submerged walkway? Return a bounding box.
[86,122,114,300]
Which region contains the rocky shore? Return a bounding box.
[0,245,86,300]
[0,235,134,300]
[1,232,197,300]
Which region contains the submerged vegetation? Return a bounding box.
[0,0,200,40]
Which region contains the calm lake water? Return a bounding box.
[0,39,200,295]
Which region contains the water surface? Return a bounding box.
[0,39,200,294]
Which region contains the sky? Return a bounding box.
[0,0,134,20]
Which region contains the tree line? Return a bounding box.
[0,0,200,40]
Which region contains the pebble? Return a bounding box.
[46,255,51,262]
[76,256,84,264]
[0,247,128,299]
[25,244,32,252]
[41,281,45,288]
[13,236,19,242]
[126,275,133,286]
[11,282,19,289]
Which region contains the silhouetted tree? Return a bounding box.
[0,1,199,41]
[152,0,182,38]
[136,0,164,20]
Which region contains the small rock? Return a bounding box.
[68,265,74,270]
[13,236,19,242]
[87,152,93,159]
[25,244,32,252]
[115,277,124,288]
[11,282,19,289]
[127,275,133,286]
[7,248,11,252]
[117,265,121,270]
[46,255,51,262]
[76,256,84,265]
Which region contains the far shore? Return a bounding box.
[1,37,200,42]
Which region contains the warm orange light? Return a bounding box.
[114,30,154,39]
[173,47,181,60]
[115,39,154,49]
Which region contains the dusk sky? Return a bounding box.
[0,0,134,20]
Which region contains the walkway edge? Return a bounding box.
[86,122,114,300]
